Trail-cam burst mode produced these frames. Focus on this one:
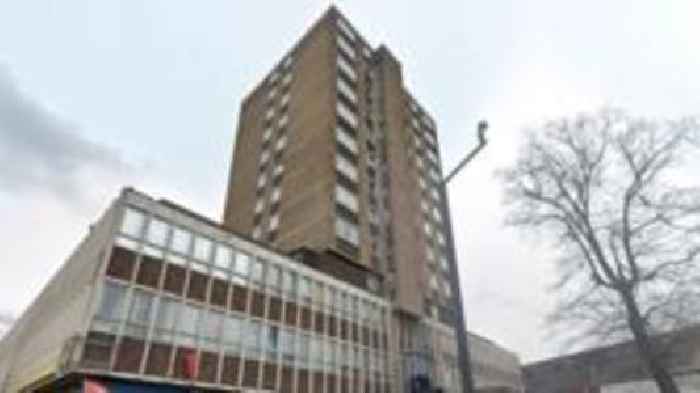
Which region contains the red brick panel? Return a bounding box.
[81,332,115,370]
[187,271,209,302]
[145,342,172,376]
[242,359,260,387]
[285,302,298,326]
[136,255,163,289]
[210,278,229,308]
[268,297,283,321]
[231,285,248,312]
[314,311,325,334]
[221,356,241,386]
[280,367,294,393]
[251,291,266,318]
[300,307,313,330]
[198,351,220,383]
[298,369,310,393]
[106,246,136,281]
[328,316,337,337]
[262,362,278,390]
[114,337,145,373]
[163,264,186,296]
[313,371,324,393]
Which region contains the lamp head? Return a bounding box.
[477,120,489,144]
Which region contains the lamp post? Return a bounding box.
[439,120,488,393]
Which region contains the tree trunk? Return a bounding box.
[619,288,680,393]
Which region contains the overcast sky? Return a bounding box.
[0,0,698,362]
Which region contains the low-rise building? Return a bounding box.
[523,326,700,393]
[468,333,524,393]
[0,188,393,393]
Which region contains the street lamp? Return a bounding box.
[439,120,489,393]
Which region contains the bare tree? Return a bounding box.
[501,109,700,393]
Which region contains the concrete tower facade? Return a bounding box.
[224,7,465,393]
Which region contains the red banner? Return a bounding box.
[84,379,109,393]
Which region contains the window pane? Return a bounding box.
[171,227,191,255]
[128,290,155,326]
[251,259,265,283]
[96,282,127,321]
[215,244,233,269]
[194,236,212,262]
[223,315,242,347]
[147,218,169,246]
[234,252,251,277]
[265,325,279,354]
[199,311,223,341]
[154,297,179,331]
[121,208,145,238]
[267,265,280,289]
[245,320,262,354]
[299,276,311,302]
[178,304,200,336]
[282,270,296,296]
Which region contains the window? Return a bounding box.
[431,188,440,202]
[337,18,356,41]
[265,325,279,354]
[268,87,277,101]
[245,320,262,355]
[438,255,449,271]
[327,341,337,367]
[251,259,265,284]
[336,217,359,246]
[443,279,452,298]
[336,34,356,60]
[297,334,310,363]
[336,126,358,154]
[423,222,432,237]
[429,274,439,290]
[336,184,358,212]
[260,150,271,165]
[215,244,233,269]
[171,227,191,255]
[419,177,427,190]
[421,200,430,213]
[252,226,262,240]
[154,297,179,333]
[325,287,336,310]
[193,236,212,262]
[126,290,155,337]
[436,232,446,246]
[147,218,169,247]
[199,311,223,342]
[267,265,280,290]
[337,101,358,128]
[269,215,279,231]
[234,252,251,279]
[271,187,281,203]
[282,270,296,296]
[121,208,145,238]
[223,315,242,351]
[281,328,296,363]
[336,156,358,182]
[298,276,311,302]
[426,247,435,262]
[263,127,273,142]
[337,56,357,82]
[280,93,290,108]
[255,199,264,214]
[277,114,289,130]
[282,73,293,86]
[257,174,267,189]
[337,78,357,104]
[265,108,275,121]
[312,281,324,304]
[177,304,200,337]
[432,207,443,223]
[273,164,285,177]
[276,135,287,151]
[96,282,127,322]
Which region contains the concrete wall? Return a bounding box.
[601,374,700,393]
[468,333,524,392]
[0,195,120,392]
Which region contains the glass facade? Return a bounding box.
[84,205,391,393]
